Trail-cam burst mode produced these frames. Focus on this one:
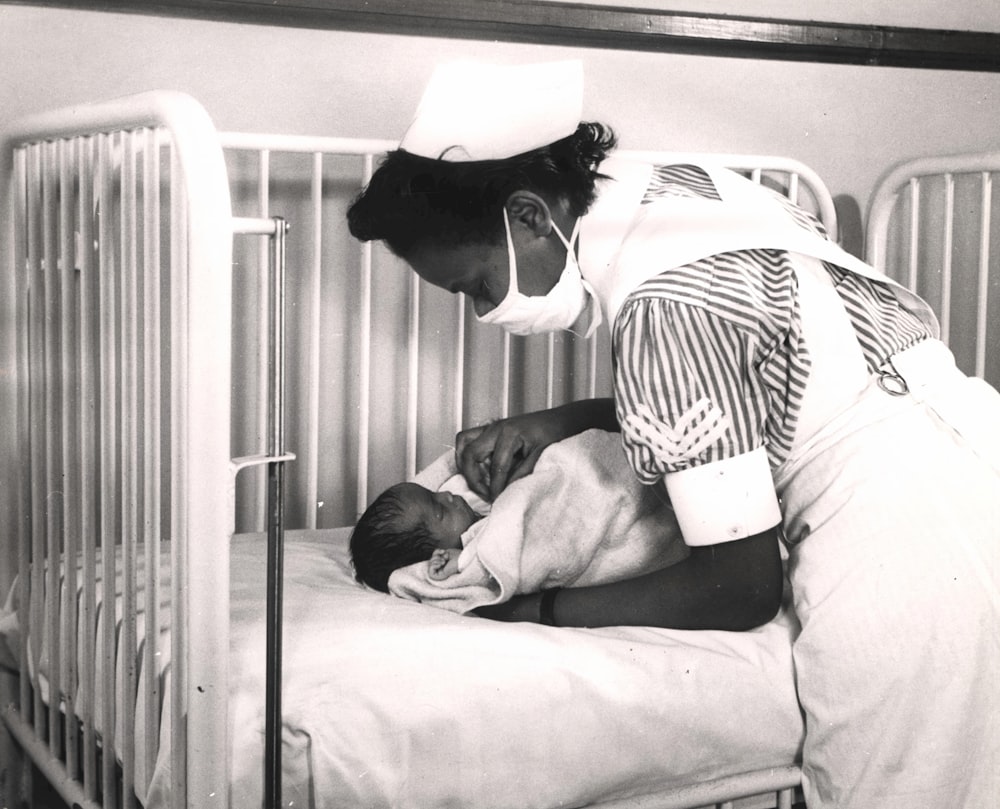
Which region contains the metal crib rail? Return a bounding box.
[589,765,801,809]
[230,214,293,809]
[1,91,234,809]
[866,150,1000,383]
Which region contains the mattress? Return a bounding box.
[2,529,805,809]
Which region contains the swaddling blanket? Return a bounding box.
[388,429,688,612]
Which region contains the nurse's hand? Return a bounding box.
[456,398,619,501]
[456,412,557,501]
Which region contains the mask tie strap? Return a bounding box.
[551,217,580,254]
[502,207,520,296]
[555,217,604,338]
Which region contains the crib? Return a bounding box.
[1,89,995,809]
[866,150,1000,390]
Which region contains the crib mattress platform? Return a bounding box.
[3,529,804,809]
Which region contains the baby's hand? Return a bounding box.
[428,548,460,580]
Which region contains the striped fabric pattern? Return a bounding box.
[643,164,722,202]
[613,164,931,482]
[761,182,830,239]
[825,263,930,369]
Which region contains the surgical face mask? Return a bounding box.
[476,208,602,337]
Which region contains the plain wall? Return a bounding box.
[1,4,999,217]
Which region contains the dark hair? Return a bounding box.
[349,483,438,592]
[346,122,618,258]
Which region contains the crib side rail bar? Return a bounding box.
[865,149,1000,387]
[2,91,234,809]
[218,131,397,155]
[266,218,288,809]
[589,765,801,809]
[217,137,838,241]
[620,149,839,242]
[865,149,1000,271]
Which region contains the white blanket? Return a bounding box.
[388,429,689,612]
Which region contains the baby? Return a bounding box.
[349,481,485,593]
[350,430,689,613]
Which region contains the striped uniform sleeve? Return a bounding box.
[612,252,805,544]
[613,251,809,478]
[613,297,756,478]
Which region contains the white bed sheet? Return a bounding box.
[4,530,805,809]
[221,529,804,808]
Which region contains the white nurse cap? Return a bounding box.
[399,60,584,162]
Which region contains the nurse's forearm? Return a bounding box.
[559,529,782,630]
[553,397,618,436]
[487,528,783,631]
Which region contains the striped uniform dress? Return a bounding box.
[614,164,1000,809]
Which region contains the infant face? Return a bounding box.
[394,482,480,549]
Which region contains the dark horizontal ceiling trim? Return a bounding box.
[9,0,1000,71]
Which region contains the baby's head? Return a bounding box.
[349,482,481,592]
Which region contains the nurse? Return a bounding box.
[347,60,1000,808]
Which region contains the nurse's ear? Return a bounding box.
[505,191,554,237]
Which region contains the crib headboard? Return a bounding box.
[866,151,1000,388]
[218,133,842,533]
[1,91,242,809]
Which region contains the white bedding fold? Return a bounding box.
[389,430,689,612]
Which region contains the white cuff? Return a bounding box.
[664,447,781,546]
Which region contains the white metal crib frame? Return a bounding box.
[866,150,1000,383]
[0,90,846,809]
[0,91,298,809]
[1,91,236,809]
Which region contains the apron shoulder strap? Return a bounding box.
[595,163,939,337]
